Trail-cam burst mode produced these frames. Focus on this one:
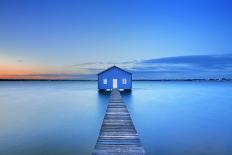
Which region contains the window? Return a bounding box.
[103,79,107,84]
[122,78,127,84]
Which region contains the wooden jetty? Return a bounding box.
[93,89,145,155]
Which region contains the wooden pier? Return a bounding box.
[93,89,145,155]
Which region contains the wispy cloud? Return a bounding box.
[63,54,232,79]
[129,54,232,79]
[1,54,232,80]
[68,61,134,74]
[141,54,232,68]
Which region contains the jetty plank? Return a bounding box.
[93,89,145,155]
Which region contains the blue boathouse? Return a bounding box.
[98,66,132,90]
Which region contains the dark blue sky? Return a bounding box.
[0,0,232,79]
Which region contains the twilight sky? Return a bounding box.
[0,0,232,79]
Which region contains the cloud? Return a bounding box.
[17,59,23,63]
[129,54,232,79]
[71,62,104,67]
[2,54,232,80]
[141,54,232,69]
[67,54,232,79]
[69,61,135,74]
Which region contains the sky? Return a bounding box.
[0,0,232,79]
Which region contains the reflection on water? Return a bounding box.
[0,81,232,155]
[0,81,107,155]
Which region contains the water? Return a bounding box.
[0,81,232,155]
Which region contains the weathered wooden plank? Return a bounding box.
[92,89,145,155]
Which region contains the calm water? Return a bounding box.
[0,81,232,155]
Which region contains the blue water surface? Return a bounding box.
[0,81,232,155]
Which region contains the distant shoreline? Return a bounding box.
[0,78,231,82]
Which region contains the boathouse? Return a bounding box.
[97,66,132,90]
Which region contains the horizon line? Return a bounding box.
[0,78,231,81]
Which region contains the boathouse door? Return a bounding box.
[113,79,118,88]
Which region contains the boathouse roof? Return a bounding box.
[97,66,132,75]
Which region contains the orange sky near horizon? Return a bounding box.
[0,62,96,79]
[0,54,111,79]
[0,75,77,80]
[0,64,72,79]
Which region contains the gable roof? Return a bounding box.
[97,66,132,75]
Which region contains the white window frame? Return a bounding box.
[122,78,127,84]
[103,79,107,84]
